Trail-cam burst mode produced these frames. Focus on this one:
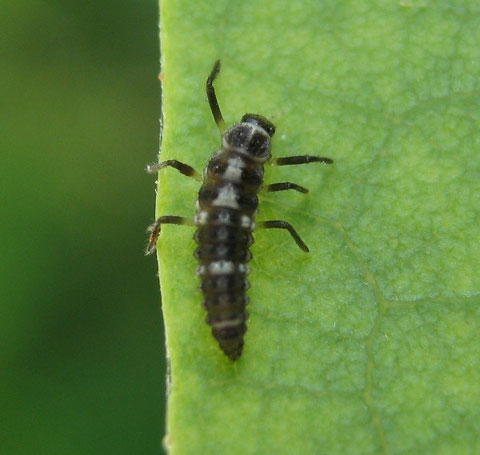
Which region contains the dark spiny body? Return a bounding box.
[145,60,333,361]
[194,120,273,360]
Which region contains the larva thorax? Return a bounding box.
[194,115,275,360]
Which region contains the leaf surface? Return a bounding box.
[156,1,480,453]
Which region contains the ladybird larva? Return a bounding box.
[146,61,333,360]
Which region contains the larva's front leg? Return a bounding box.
[147,160,202,181]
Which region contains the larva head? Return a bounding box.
[223,114,275,163]
[241,114,276,137]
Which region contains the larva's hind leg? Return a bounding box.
[146,160,201,181]
[145,216,194,255]
[257,220,309,253]
[264,182,309,194]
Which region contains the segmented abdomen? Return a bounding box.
[194,153,262,360]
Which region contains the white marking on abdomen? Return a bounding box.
[212,184,240,209]
[240,215,252,229]
[194,210,208,225]
[217,210,231,224]
[196,265,206,276]
[210,317,244,330]
[237,263,251,274]
[208,260,235,275]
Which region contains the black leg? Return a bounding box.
[206,60,227,133]
[145,216,194,255]
[146,160,201,181]
[265,182,309,194]
[258,220,309,252]
[273,155,333,166]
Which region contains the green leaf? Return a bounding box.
[154,1,480,453]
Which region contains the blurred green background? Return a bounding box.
[1,1,166,453]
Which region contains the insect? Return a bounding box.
[146,60,333,360]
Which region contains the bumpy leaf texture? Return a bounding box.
[155,1,480,453]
